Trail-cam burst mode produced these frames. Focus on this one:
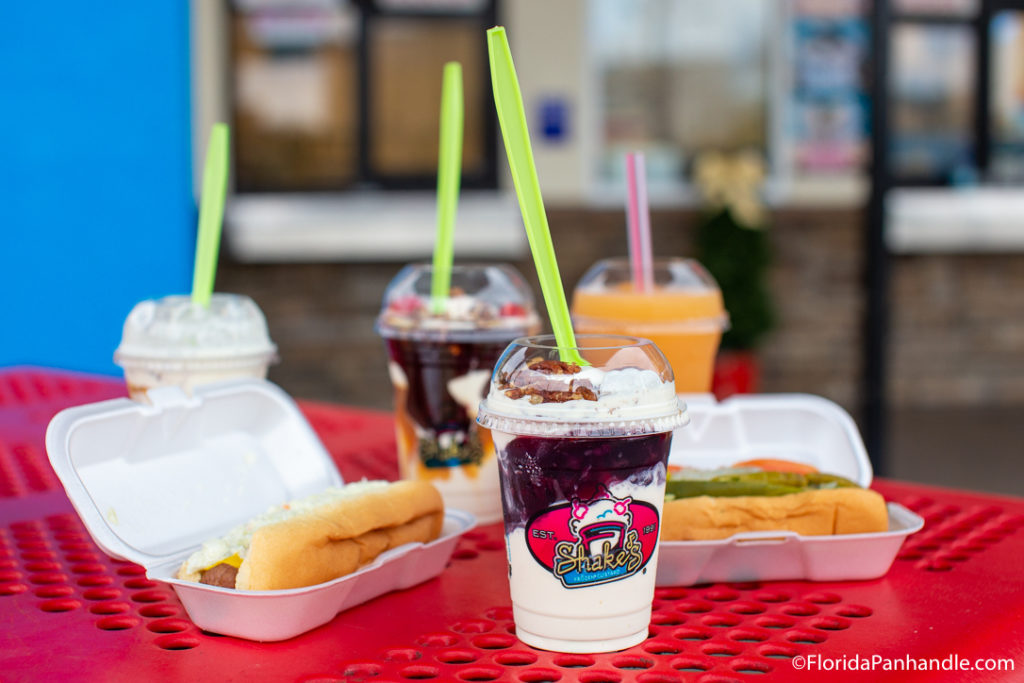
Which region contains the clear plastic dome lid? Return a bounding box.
[477,334,688,437]
[114,293,277,364]
[572,257,728,330]
[577,257,720,292]
[376,263,541,342]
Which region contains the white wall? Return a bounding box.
[505,0,591,204]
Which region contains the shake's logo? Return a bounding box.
[526,487,659,588]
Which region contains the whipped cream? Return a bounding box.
[116,294,276,361]
[377,264,539,342]
[378,295,538,337]
[447,370,492,422]
[486,367,680,422]
[182,481,390,574]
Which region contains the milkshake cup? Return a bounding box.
[571,258,728,393]
[114,293,277,401]
[477,334,688,653]
[376,263,540,524]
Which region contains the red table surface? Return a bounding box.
[0,367,1022,683]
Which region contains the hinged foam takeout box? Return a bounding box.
[658,393,923,586]
[46,379,474,641]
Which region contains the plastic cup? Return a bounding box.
[477,334,688,653]
[571,258,729,393]
[376,263,540,524]
[113,293,277,401]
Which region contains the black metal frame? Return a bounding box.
[229,0,500,194]
[863,0,1024,472]
[359,0,500,190]
[864,0,891,474]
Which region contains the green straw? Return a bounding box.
[191,123,230,308]
[487,27,585,365]
[431,62,464,314]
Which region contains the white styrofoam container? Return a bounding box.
[657,393,923,586]
[45,379,474,641]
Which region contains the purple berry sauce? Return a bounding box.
[497,432,672,530]
[387,338,509,467]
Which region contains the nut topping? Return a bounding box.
[500,356,597,403]
[525,357,582,374]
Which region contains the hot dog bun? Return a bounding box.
[660,463,889,541]
[177,480,444,590]
[661,487,889,541]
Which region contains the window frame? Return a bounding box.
[226,0,500,194]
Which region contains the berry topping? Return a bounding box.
[498,357,597,403]
[500,303,528,317]
[390,295,423,314]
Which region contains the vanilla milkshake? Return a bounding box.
[376,264,539,523]
[477,335,687,653]
[114,293,277,401]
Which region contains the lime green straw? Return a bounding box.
[431,62,464,314]
[191,123,230,308]
[487,27,585,365]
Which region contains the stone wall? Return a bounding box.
[757,209,865,410]
[217,208,1024,414]
[890,253,1024,407]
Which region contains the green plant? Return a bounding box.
[693,151,775,351]
[695,206,774,350]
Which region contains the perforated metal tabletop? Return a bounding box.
[1,368,1021,682]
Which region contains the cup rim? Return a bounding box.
[509,333,653,352]
[399,261,526,274]
[114,348,278,370]
[592,256,703,269]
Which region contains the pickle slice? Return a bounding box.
[804,473,860,489]
[665,470,861,499]
[665,479,804,499]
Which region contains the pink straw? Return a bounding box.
[625,152,654,291]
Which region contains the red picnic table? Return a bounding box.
[0,367,1021,682]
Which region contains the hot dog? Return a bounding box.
[177,480,444,590]
[660,463,888,541]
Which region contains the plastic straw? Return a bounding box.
[431,62,464,314]
[487,27,585,365]
[191,123,230,308]
[625,153,643,290]
[625,152,654,292]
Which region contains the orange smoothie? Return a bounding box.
[571,259,727,392]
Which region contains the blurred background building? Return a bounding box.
[3,0,1023,494]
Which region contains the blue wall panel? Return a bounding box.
[1,3,194,375]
